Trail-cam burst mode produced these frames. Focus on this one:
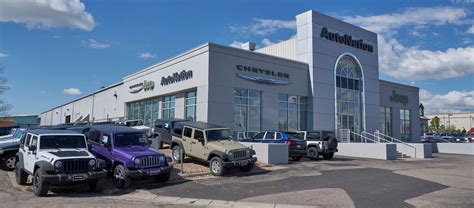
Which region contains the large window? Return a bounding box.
[233,88,261,135]
[380,107,392,136]
[126,97,159,127]
[336,55,363,135]
[162,95,176,119]
[400,109,411,141]
[185,91,197,121]
[278,94,307,131]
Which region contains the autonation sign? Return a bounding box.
[161,70,193,86]
[320,27,374,53]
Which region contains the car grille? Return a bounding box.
[140,156,160,168]
[231,149,248,160]
[63,159,90,173]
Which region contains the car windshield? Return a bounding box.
[125,120,143,127]
[40,135,87,149]
[286,132,303,140]
[206,129,233,141]
[13,130,25,139]
[114,133,148,147]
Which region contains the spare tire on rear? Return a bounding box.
[328,137,338,150]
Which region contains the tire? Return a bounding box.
[113,165,131,189]
[239,162,254,172]
[172,145,183,162]
[291,156,303,161]
[155,170,171,183]
[209,157,225,176]
[323,152,335,160]
[328,138,338,150]
[15,161,27,185]
[307,147,319,160]
[2,154,16,171]
[32,168,49,197]
[89,180,100,192]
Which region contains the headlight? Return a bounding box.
[134,158,141,165]
[89,159,96,166]
[54,160,63,168]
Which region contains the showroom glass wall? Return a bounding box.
[400,109,411,141]
[162,95,176,119]
[336,55,363,136]
[278,94,307,131]
[126,97,159,127]
[233,88,261,136]
[185,91,197,121]
[379,107,392,136]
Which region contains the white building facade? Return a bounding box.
[40,10,421,142]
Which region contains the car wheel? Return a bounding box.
[32,168,49,196]
[323,152,334,160]
[307,147,319,160]
[15,161,27,185]
[239,162,254,172]
[156,170,171,183]
[2,154,16,171]
[172,145,182,162]
[209,157,225,176]
[113,165,131,189]
[291,156,302,161]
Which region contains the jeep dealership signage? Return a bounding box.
[320,27,373,53]
[390,90,408,106]
[129,80,155,94]
[161,70,193,86]
[236,65,290,85]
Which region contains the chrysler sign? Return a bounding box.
[320,27,374,53]
[236,65,290,85]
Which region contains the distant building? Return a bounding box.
[426,112,474,131]
[419,103,429,134]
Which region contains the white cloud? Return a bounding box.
[421,89,474,114]
[378,36,474,80]
[343,7,469,35]
[0,0,95,31]
[467,25,474,34]
[230,40,245,48]
[63,88,82,95]
[138,52,156,60]
[230,18,296,36]
[81,39,110,49]
[0,53,8,58]
[261,38,276,47]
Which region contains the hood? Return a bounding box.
[114,145,160,159]
[0,139,20,149]
[132,126,151,130]
[0,135,13,141]
[41,149,94,160]
[206,140,248,153]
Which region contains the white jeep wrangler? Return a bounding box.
[15,129,107,196]
[298,130,338,160]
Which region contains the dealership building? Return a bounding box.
[40,10,421,142]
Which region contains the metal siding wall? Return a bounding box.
[256,38,298,61]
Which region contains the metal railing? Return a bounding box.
[374,131,417,158]
[350,131,377,143]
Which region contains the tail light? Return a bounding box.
[284,140,292,145]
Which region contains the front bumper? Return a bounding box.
[222,157,257,169]
[41,170,107,184]
[125,165,172,178]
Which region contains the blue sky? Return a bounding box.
[0,0,473,115]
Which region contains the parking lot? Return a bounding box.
[1,153,473,208]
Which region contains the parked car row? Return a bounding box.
[421,132,473,143]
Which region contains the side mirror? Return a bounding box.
[148,139,153,145]
[198,137,205,145]
[87,143,92,150]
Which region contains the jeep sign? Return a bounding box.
[129,80,155,94]
[389,90,408,106]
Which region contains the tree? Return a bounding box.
[429,116,440,132]
[0,65,12,116]
[462,128,467,134]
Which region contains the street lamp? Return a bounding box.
[448,113,453,132]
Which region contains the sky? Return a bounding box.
[0,0,473,115]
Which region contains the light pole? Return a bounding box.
[448,113,453,132]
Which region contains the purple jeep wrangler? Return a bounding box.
[85,125,172,188]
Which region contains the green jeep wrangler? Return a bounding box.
[170,121,257,176]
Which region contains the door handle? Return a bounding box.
[191,141,196,144]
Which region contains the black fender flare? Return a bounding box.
[207,150,228,161]
[307,144,321,151]
[15,152,24,168]
[34,161,54,173]
[171,140,184,153]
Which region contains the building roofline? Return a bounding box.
[379,79,419,90]
[41,82,123,114]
